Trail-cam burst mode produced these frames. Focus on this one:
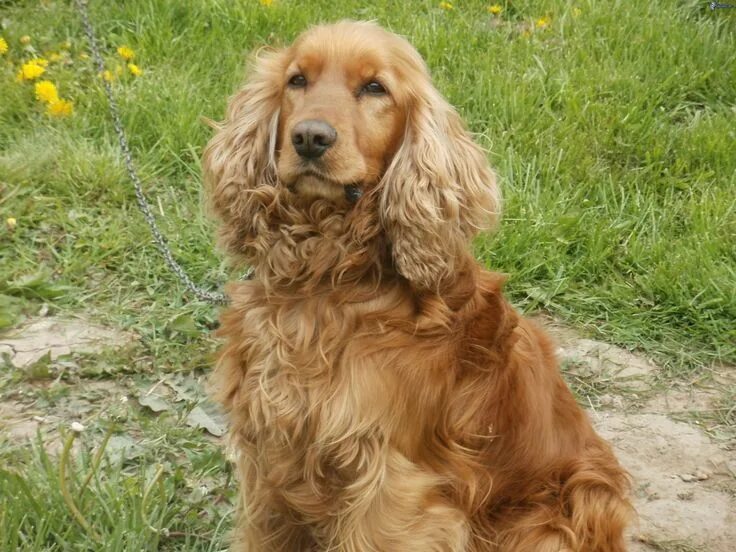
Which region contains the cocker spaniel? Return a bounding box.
[203,21,632,551]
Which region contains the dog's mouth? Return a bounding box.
[286,170,364,203]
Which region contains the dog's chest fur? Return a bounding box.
[215,281,449,510]
[211,274,561,549]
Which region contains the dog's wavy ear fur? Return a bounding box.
[202,48,287,263]
[379,84,500,291]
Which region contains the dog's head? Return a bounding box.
[203,21,499,290]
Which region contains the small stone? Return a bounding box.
[677,472,708,483]
[70,421,85,433]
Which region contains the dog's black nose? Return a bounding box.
[291,119,337,159]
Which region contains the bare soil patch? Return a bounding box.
[0,316,132,368]
[544,315,736,552]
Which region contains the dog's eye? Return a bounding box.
[288,74,307,88]
[362,81,387,95]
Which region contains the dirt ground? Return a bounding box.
[540,316,736,552]
[2,316,735,550]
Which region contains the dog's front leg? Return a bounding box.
[316,445,469,552]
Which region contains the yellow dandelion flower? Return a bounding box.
[0,37,8,55]
[49,52,62,62]
[61,40,72,50]
[20,35,31,45]
[117,45,135,61]
[488,5,502,15]
[535,16,551,29]
[6,217,17,230]
[30,57,49,67]
[101,69,115,82]
[35,80,59,104]
[128,63,142,76]
[573,7,582,18]
[439,1,453,10]
[47,99,73,117]
[259,0,273,5]
[17,60,46,80]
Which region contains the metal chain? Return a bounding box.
[75,0,238,305]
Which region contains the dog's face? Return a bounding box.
[204,21,500,289]
[276,27,408,202]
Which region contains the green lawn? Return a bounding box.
[1,0,734,550]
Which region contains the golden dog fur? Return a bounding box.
[203,21,632,551]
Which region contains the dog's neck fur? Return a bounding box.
[231,187,387,293]
[223,184,480,314]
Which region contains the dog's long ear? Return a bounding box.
[202,48,288,263]
[379,85,501,291]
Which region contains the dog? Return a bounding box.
[203,21,632,551]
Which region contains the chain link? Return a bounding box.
[75,0,247,305]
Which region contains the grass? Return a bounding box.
[0,422,234,551]
[0,0,734,549]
